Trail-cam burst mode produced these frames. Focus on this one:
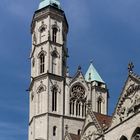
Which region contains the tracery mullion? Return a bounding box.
[78,102,81,116]
[74,100,77,116]
[72,101,74,115]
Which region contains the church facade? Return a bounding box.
[28,1,140,140]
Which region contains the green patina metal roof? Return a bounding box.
[85,63,105,83]
[38,0,61,10]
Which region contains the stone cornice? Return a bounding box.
[92,86,107,92]
[30,40,65,59]
[31,5,68,34]
[29,112,85,125]
[28,72,65,91]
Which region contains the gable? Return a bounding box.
[111,73,140,128]
[69,70,89,96]
[70,69,89,87]
[81,109,102,140]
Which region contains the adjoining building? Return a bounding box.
[28,1,140,140]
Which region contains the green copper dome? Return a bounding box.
[38,0,61,10]
[85,63,105,83]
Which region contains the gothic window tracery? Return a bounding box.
[70,85,86,117]
[39,22,47,43]
[37,83,46,114]
[131,128,140,140]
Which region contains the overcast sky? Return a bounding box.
[0,0,140,140]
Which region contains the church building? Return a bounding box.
[28,0,140,140]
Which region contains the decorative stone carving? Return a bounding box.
[132,134,140,140]
[50,82,61,94]
[37,81,46,93]
[128,95,140,115]
[128,62,134,73]
[70,85,85,100]
[116,84,140,122]
[39,21,47,33]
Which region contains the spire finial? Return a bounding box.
[78,65,81,71]
[128,62,134,73]
[90,59,93,64]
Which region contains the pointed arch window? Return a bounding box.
[97,97,102,113]
[52,27,58,43]
[37,84,46,114]
[52,87,57,111]
[39,23,47,43]
[70,85,86,117]
[120,136,128,140]
[52,51,57,74]
[39,53,45,74]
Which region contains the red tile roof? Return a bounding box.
[69,133,80,140]
[94,112,112,129]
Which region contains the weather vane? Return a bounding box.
[128,62,134,73]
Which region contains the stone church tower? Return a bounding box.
[28,0,109,140]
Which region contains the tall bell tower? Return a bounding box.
[29,0,68,139]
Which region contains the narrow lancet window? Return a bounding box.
[97,98,102,113]
[52,27,58,43]
[52,52,57,74]
[53,126,57,136]
[52,88,57,111]
[39,53,45,74]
